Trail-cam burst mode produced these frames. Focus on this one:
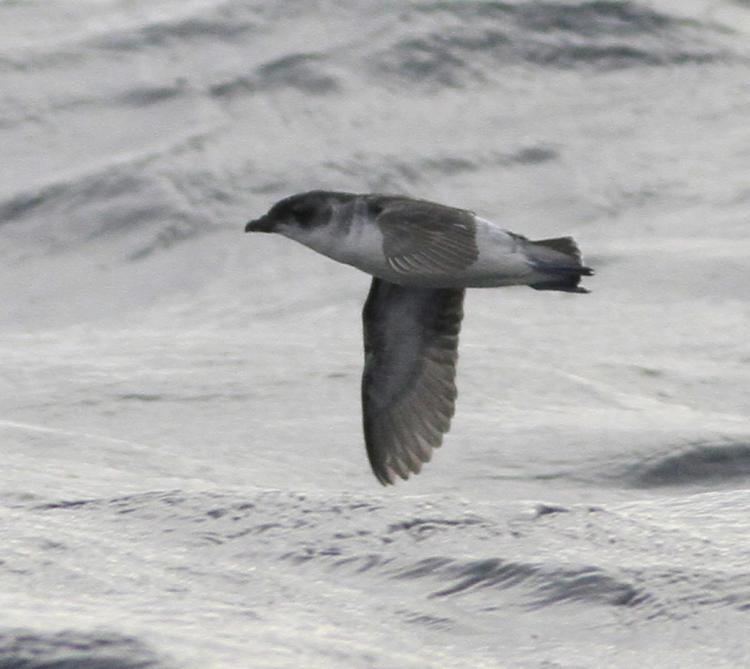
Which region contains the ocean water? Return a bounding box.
[2,0,750,666]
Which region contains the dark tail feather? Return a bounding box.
[527,236,593,293]
[530,278,590,293]
[533,236,583,261]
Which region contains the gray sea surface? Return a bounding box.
[2,0,750,667]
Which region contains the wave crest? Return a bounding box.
[627,441,750,488]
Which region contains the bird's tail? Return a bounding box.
[524,236,593,294]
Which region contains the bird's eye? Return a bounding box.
[292,204,315,224]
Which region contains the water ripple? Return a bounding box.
[0,629,165,669]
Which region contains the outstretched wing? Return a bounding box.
[361,277,465,484]
[372,197,479,276]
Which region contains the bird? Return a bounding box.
[245,190,592,485]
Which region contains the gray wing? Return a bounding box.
[373,198,479,276]
[361,277,465,485]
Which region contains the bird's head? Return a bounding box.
[244,191,340,238]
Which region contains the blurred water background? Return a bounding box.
[2,1,750,667]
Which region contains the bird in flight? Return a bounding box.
[245,191,592,485]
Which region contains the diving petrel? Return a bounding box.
[245,191,592,485]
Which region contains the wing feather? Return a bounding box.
[373,198,479,277]
[361,278,465,484]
